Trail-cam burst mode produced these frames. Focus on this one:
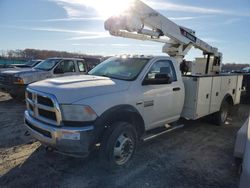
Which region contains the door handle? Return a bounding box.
[173,87,181,91]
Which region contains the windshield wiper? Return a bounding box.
[100,74,110,78]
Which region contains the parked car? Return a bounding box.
[0,58,88,100]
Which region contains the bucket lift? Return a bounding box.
[104,0,222,74]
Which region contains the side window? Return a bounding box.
[54,60,75,73]
[146,60,177,81]
[77,61,86,72]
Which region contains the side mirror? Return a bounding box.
[142,73,172,85]
[54,68,64,74]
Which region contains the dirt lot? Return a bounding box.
[0,92,249,188]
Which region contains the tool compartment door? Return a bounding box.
[235,75,243,105]
[210,77,222,113]
[196,77,213,118]
[181,76,212,119]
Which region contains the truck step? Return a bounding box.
[143,123,184,142]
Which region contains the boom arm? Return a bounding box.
[104,0,222,65]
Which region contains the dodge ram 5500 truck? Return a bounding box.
[24,56,242,166]
[0,58,88,100]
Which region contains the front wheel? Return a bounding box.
[9,93,24,102]
[100,122,137,167]
[213,99,230,126]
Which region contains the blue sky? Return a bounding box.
[0,0,249,64]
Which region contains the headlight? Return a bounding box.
[13,77,24,85]
[61,105,97,122]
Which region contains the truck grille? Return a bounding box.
[26,88,62,126]
[0,74,12,85]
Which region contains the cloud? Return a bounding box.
[19,17,104,22]
[145,0,250,17]
[51,0,98,18]
[169,16,198,21]
[28,27,104,35]
[52,0,250,19]
[145,1,224,14]
[19,16,200,23]
[68,34,110,40]
[71,43,159,47]
[72,43,107,46]
[0,25,108,39]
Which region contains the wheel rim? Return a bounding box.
[113,133,134,165]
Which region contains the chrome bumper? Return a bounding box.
[24,110,94,156]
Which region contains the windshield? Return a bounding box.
[26,60,40,66]
[34,59,60,70]
[89,57,149,81]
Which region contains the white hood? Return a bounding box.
[29,75,131,104]
[1,68,39,75]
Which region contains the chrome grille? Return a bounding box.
[26,88,62,126]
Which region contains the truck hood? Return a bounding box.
[0,68,51,84]
[29,75,131,104]
[0,68,42,76]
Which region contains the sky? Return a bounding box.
[0,0,249,64]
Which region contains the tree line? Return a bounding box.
[0,49,249,71]
[0,49,102,61]
[222,63,249,71]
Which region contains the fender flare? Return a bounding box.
[93,104,145,143]
[222,93,234,106]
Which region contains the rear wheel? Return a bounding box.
[213,99,230,126]
[100,122,137,167]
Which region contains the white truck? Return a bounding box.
[0,58,88,100]
[24,0,243,166]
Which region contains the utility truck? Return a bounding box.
[24,0,243,166]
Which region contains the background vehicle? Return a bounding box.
[242,67,250,73]
[23,0,243,167]
[234,114,250,188]
[11,59,43,68]
[0,57,88,100]
[83,57,101,70]
[0,59,43,69]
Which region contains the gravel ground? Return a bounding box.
[0,92,249,188]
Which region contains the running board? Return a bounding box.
[143,124,184,142]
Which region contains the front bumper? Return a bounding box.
[0,83,26,96]
[0,83,10,93]
[24,110,94,157]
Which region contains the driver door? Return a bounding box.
[141,60,179,130]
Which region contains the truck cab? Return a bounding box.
[0,58,88,100]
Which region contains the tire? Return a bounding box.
[100,122,137,167]
[213,99,230,126]
[9,93,24,102]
